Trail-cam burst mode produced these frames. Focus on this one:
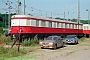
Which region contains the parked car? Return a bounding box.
[65,35,78,44]
[39,35,65,49]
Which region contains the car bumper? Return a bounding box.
[40,44,54,48]
[65,41,75,43]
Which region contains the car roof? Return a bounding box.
[66,35,77,37]
[48,35,61,37]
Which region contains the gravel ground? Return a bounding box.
[11,38,90,60]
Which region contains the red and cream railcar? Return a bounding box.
[83,24,90,37]
[9,15,83,39]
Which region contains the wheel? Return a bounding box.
[62,42,65,47]
[41,47,44,49]
[74,41,77,45]
[54,44,57,50]
[77,41,78,44]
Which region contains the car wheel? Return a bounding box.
[74,41,77,45]
[41,47,44,49]
[54,44,57,50]
[77,41,78,44]
[62,42,65,47]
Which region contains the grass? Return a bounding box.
[65,51,76,56]
[0,47,27,60]
[21,39,39,46]
[0,45,39,60]
[0,34,39,60]
[78,37,86,43]
[0,34,12,44]
[21,35,39,46]
[78,37,90,46]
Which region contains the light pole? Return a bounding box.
[5,12,8,28]
[16,0,21,15]
[77,0,80,37]
[24,0,26,15]
[5,0,12,28]
[64,12,65,21]
[86,9,90,38]
[86,9,90,24]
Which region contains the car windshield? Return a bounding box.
[53,37,58,40]
[66,36,76,38]
[46,36,58,40]
[46,37,52,40]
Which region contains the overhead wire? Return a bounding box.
[1,0,77,18]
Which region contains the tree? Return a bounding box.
[0,16,3,22]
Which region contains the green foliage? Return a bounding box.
[21,39,39,46]
[80,20,88,24]
[0,48,27,60]
[55,17,61,20]
[21,35,39,46]
[21,40,31,46]
[78,37,86,42]
[0,34,13,45]
[0,13,16,27]
[55,17,88,24]
[0,27,3,33]
[55,17,67,20]
[71,18,77,22]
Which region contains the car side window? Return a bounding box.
[53,37,58,40]
[58,38,60,40]
[58,37,62,41]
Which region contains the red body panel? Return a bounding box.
[83,30,90,34]
[10,26,83,35]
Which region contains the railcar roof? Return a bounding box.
[11,15,82,24]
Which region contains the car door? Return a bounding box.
[57,37,62,47]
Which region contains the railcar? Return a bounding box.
[83,24,90,37]
[7,15,83,40]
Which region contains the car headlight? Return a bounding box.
[40,42,43,44]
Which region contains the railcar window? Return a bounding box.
[36,20,39,26]
[77,25,78,29]
[69,24,71,28]
[75,25,77,29]
[26,20,30,25]
[87,26,88,30]
[67,24,69,28]
[68,24,69,28]
[65,24,68,28]
[54,22,56,28]
[80,25,82,29]
[57,23,59,28]
[61,23,63,28]
[79,25,81,29]
[88,26,90,30]
[70,24,72,28]
[59,23,61,28]
[72,24,74,29]
[74,24,75,29]
[84,26,86,30]
[63,23,65,28]
[81,26,83,29]
[41,21,46,27]
[85,26,88,30]
[48,22,52,27]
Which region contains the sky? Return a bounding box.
[0,0,90,20]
